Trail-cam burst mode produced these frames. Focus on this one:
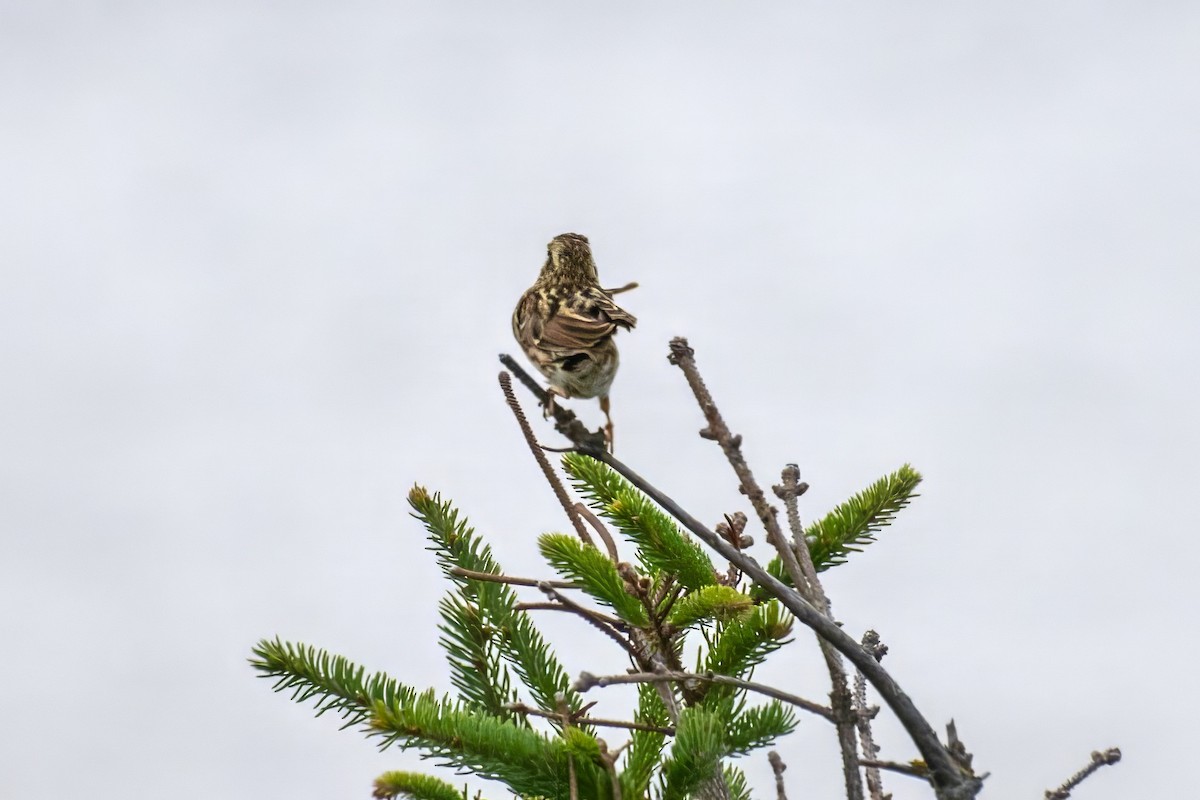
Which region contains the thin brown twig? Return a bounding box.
[768,751,789,800]
[1044,748,1122,799]
[775,464,826,612]
[575,502,621,562]
[598,740,623,800]
[537,582,640,660]
[668,338,864,800]
[575,669,834,722]
[500,371,593,546]
[779,465,864,800]
[515,602,626,628]
[557,695,579,800]
[856,630,888,800]
[506,702,675,736]
[450,566,575,589]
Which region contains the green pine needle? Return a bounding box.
[370,689,609,799]
[561,453,717,590]
[725,701,798,756]
[658,706,727,800]
[723,765,751,800]
[537,533,649,626]
[702,601,794,703]
[409,486,583,722]
[250,637,416,731]
[621,683,671,800]
[251,638,610,799]
[666,585,754,631]
[372,772,464,800]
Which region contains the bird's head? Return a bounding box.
[539,233,598,286]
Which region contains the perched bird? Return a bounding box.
[512,233,637,448]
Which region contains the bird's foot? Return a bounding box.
[542,386,567,419]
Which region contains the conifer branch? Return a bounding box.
[562,452,718,590]
[250,345,1122,800]
[504,348,973,796]
[369,689,610,798]
[576,447,983,800]
[411,488,583,721]
[250,637,415,730]
[723,765,752,800]
[665,585,753,630]
[620,683,672,800]
[701,601,793,704]
[539,532,650,625]
[251,638,611,798]
[722,700,799,755]
[372,771,466,800]
[659,706,728,800]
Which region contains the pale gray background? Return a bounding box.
[2,2,1196,798]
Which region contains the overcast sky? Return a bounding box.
[3,2,1197,799]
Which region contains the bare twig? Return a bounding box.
[669,338,864,800]
[666,338,783,545]
[575,669,834,722]
[499,354,606,451]
[450,566,575,589]
[768,751,789,800]
[537,582,639,658]
[775,464,825,613]
[856,630,888,800]
[506,701,675,736]
[514,602,626,628]
[778,465,866,800]
[1044,748,1122,799]
[556,695,580,800]
[500,371,593,546]
[581,446,982,800]
[575,502,621,562]
[598,739,623,800]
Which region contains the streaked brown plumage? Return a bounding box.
[512,233,637,447]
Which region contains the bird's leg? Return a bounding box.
[543,385,568,419]
[600,395,614,452]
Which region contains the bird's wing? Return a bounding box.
[537,290,637,351]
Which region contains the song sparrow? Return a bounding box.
[512,233,637,447]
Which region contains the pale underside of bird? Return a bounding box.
[512,233,637,448]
